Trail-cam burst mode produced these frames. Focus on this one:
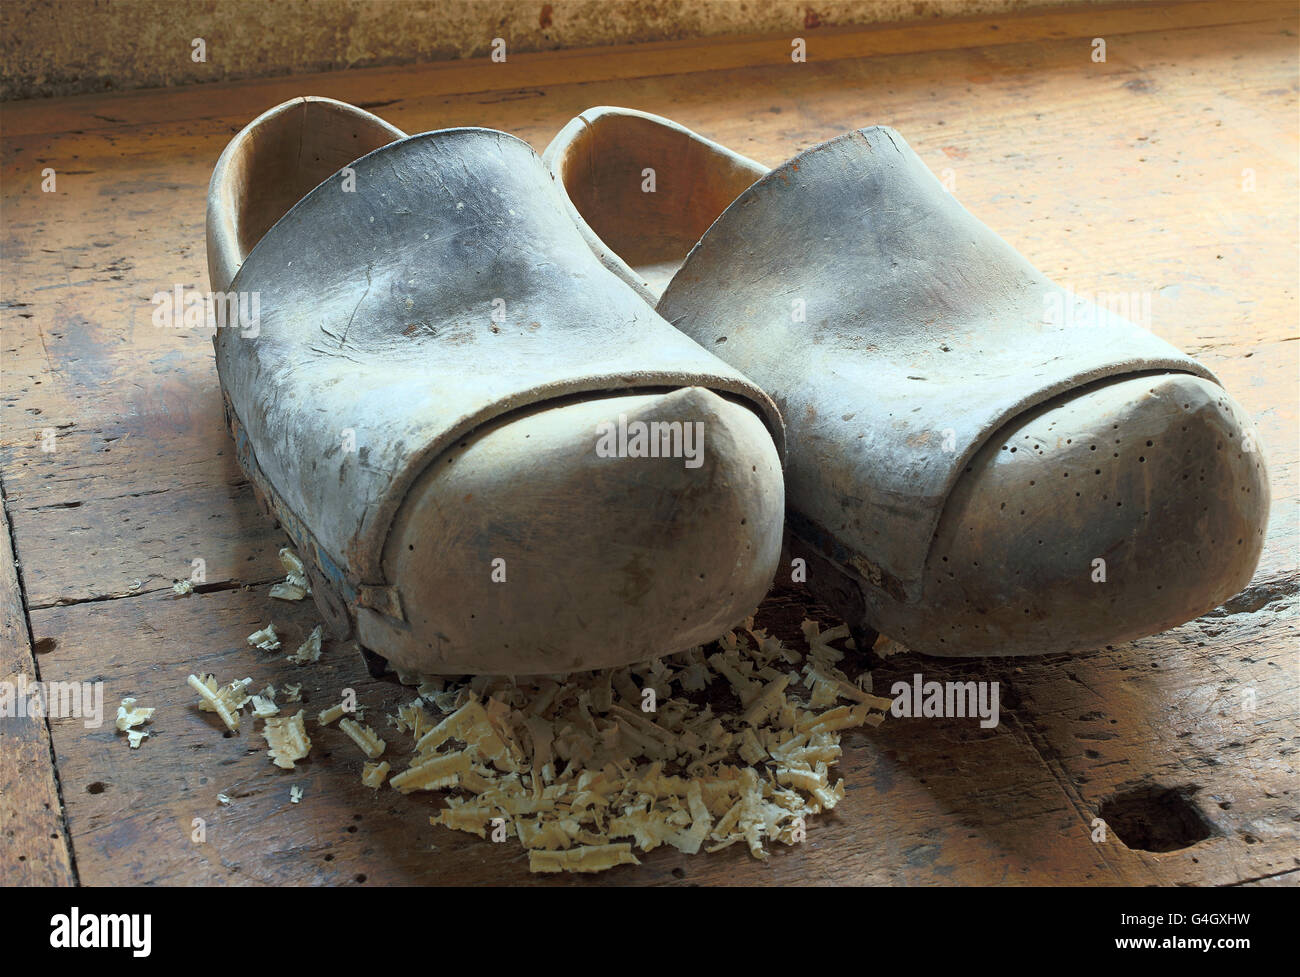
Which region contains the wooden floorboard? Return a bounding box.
[0,494,77,885]
[1,0,1296,885]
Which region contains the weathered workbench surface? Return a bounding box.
[2,0,1296,886]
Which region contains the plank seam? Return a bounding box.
[0,470,81,886]
[26,574,285,611]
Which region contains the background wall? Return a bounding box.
[0,0,1098,101]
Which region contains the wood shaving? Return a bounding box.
[270,575,309,601]
[262,709,311,769]
[339,718,386,759]
[384,620,890,873]
[282,683,303,702]
[529,843,640,874]
[391,750,473,793]
[287,625,322,664]
[270,548,312,601]
[290,785,304,804]
[187,673,251,732]
[871,634,909,658]
[279,547,306,576]
[127,729,149,749]
[390,700,434,738]
[362,760,390,789]
[318,703,347,726]
[115,697,154,732]
[269,579,308,601]
[172,579,193,596]
[250,694,279,718]
[247,624,281,651]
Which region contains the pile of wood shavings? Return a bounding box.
[383,619,892,873]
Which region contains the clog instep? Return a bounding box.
[207,98,787,675]
[544,107,1270,657]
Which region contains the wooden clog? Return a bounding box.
[207,98,786,675]
[545,107,1270,656]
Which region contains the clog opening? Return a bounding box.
[554,111,764,297]
[210,97,404,287]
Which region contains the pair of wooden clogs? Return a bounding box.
[206,97,1269,676]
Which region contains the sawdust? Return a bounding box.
[378,619,890,872]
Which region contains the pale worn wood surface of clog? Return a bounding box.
[1,0,1296,885]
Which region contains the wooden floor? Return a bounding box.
[2,0,1297,886]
